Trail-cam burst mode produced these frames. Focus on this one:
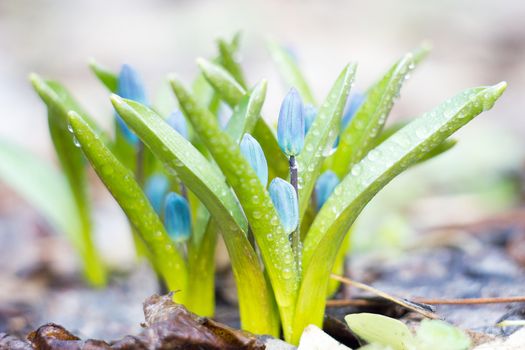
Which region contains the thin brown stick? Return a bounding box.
[330,274,440,319]
[328,275,525,307]
[416,296,525,305]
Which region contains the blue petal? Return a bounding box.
[269,178,299,234]
[166,109,188,139]
[240,134,268,187]
[115,64,148,145]
[303,103,317,135]
[314,170,339,211]
[341,92,365,130]
[164,192,192,243]
[117,64,148,104]
[277,88,305,156]
[144,174,170,215]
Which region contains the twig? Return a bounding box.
[327,281,525,307]
[416,296,525,305]
[330,274,440,319]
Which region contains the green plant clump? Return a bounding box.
[1,34,506,344]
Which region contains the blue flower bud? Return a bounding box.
[341,92,365,130]
[269,178,299,234]
[303,103,317,135]
[164,192,192,243]
[314,170,339,211]
[166,109,188,139]
[144,174,170,215]
[277,88,304,157]
[115,64,148,145]
[240,134,268,187]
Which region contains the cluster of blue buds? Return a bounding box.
[143,109,192,244]
[239,133,300,235]
[277,88,305,157]
[145,173,192,243]
[314,170,340,211]
[115,64,148,145]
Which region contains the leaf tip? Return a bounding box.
[492,81,508,96]
[28,73,44,90]
[110,93,124,106]
[196,57,209,69]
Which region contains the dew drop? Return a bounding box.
[73,137,81,148]
[351,164,362,176]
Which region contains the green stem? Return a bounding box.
[185,220,217,316]
[289,155,301,273]
[79,211,107,287]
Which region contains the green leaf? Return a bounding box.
[292,82,507,343]
[185,219,218,317]
[0,139,81,248]
[345,313,416,350]
[415,320,470,350]
[89,58,118,92]
[224,80,267,142]
[371,122,457,164]
[197,58,289,179]
[296,63,357,219]
[169,77,298,340]
[30,73,106,286]
[217,38,247,87]
[418,139,457,163]
[111,95,280,336]
[331,46,430,178]
[68,111,187,299]
[267,40,316,105]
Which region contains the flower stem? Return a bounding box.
[289,156,301,271]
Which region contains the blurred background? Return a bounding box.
[1,0,524,267]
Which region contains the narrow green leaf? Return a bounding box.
[332,46,430,177]
[111,95,280,336]
[267,40,316,105]
[224,80,267,142]
[185,219,218,317]
[197,58,245,105]
[217,38,247,87]
[30,74,106,286]
[89,58,118,92]
[0,139,81,249]
[197,58,289,179]
[170,77,298,340]
[292,82,507,343]
[345,313,416,350]
[418,139,457,163]
[371,122,457,165]
[68,111,188,299]
[296,63,357,219]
